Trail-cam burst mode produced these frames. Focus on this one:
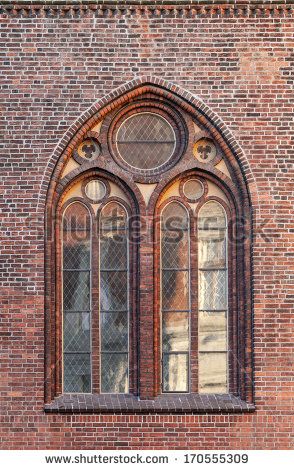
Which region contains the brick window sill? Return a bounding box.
[44,393,255,414]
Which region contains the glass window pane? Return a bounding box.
[116,113,176,170]
[100,234,127,270]
[101,203,127,230]
[63,202,91,231]
[162,270,189,310]
[162,202,189,230]
[199,270,227,310]
[101,311,128,352]
[100,202,129,393]
[101,353,128,393]
[162,312,189,352]
[161,232,189,269]
[198,229,226,269]
[63,353,91,393]
[63,271,90,311]
[198,352,227,394]
[162,353,188,392]
[198,311,227,352]
[85,180,106,202]
[63,311,91,353]
[100,271,127,311]
[198,201,226,229]
[63,236,90,270]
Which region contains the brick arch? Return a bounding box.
[42,76,259,219]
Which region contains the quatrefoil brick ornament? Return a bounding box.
[193,138,217,163]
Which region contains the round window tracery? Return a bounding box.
[116,112,176,171]
[108,104,187,177]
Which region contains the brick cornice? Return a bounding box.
[1,1,293,17]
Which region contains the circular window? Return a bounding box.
[183,179,204,201]
[84,180,106,202]
[73,138,101,164]
[115,112,176,171]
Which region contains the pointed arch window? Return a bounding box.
[46,87,253,413]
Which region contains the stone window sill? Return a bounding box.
[44,393,255,414]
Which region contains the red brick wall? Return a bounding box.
[1,1,294,449]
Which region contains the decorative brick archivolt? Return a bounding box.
[1,1,293,19]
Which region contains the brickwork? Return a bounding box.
[1,1,293,450]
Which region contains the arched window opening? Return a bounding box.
[46,85,253,411]
[62,202,92,393]
[198,201,228,394]
[161,202,190,392]
[100,202,129,393]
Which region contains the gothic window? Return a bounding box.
[46,86,253,412]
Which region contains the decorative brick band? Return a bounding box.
[1,1,293,18]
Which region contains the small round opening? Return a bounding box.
[183,179,204,201]
[85,180,106,202]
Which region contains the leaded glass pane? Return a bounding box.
[162,202,189,231]
[101,353,128,393]
[63,353,91,393]
[198,270,227,311]
[85,180,106,202]
[162,353,188,392]
[100,202,129,393]
[161,232,189,269]
[116,113,176,170]
[162,312,189,352]
[198,229,226,269]
[101,311,128,352]
[162,270,189,311]
[198,311,227,352]
[100,271,128,311]
[100,235,127,271]
[198,352,227,393]
[183,179,204,200]
[63,312,91,352]
[63,237,90,270]
[100,203,127,230]
[63,202,91,231]
[62,202,92,393]
[63,271,90,311]
[198,201,226,229]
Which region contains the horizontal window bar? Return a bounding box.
[63,268,91,272]
[64,351,91,355]
[162,309,190,313]
[116,141,175,144]
[162,268,190,272]
[198,268,227,272]
[100,310,128,313]
[100,269,128,273]
[64,310,91,314]
[101,351,129,354]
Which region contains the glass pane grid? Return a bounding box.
[116,113,176,170]
[101,353,128,393]
[63,353,91,393]
[63,271,90,311]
